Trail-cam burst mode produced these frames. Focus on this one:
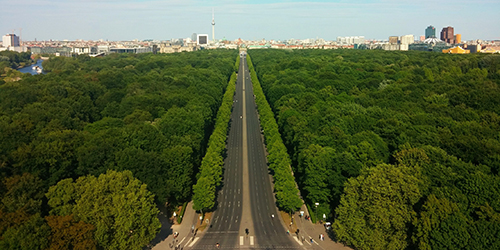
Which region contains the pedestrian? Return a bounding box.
[287,230,290,235]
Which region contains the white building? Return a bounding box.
[336,36,365,45]
[400,35,415,45]
[2,34,20,47]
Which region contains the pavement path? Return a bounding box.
[150,202,200,250]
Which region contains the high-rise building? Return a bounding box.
[455,34,462,44]
[197,34,208,45]
[2,34,20,47]
[400,35,414,45]
[440,26,454,44]
[425,25,436,38]
[389,36,399,44]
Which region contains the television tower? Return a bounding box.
[212,8,215,43]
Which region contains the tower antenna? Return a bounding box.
[212,8,215,43]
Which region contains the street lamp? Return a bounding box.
[314,202,319,223]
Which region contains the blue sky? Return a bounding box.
[1,0,499,41]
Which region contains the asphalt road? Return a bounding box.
[191,53,301,249]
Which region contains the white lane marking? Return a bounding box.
[179,236,186,245]
[293,236,303,246]
[188,237,199,247]
[250,236,254,245]
[240,236,244,245]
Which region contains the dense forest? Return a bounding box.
[0,50,237,249]
[249,49,500,250]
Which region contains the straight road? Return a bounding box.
[242,55,300,249]
[190,53,302,249]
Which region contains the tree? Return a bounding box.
[333,164,421,250]
[192,176,215,211]
[1,173,44,214]
[298,144,333,215]
[45,215,97,250]
[0,213,50,250]
[412,194,470,250]
[46,170,161,250]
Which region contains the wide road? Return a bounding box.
[242,55,300,250]
[190,53,301,249]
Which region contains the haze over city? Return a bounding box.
[1,0,499,41]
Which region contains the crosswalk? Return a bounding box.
[239,236,254,246]
[187,235,310,249]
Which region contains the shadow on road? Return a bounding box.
[147,205,173,249]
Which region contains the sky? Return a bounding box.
[1,0,499,42]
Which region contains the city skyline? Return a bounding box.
[1,0,499,42]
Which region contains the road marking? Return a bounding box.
[187,237,199,247]
[250,236,254,245]
[293,236,303,246]
[240,236,244,245]
[179,236,186,245]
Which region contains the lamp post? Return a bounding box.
[314,202,319,223]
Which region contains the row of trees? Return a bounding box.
[249,49,500,249]
[0,50,237,249]
[247,54,302,213]
[192,72,237,212]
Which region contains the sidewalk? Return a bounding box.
[150,202,201,250]
[291,204,352,250]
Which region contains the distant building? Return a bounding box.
[480,46,500,53]
[98,45,111,54]
[2,34,20,47]
[197,34,208,46]
[30,46,72,56]
[389,36,398,44]
[425,25,436,38]
[383,43,400,51]
[420,36,425,41]
[400,35,414,45]
[72,46,97,55]
[336,36,365,45]
[441,26,455,44]
[109,47,152,54]
[464,44,481,53]
[443,46,469,54]
[455,34,462,44]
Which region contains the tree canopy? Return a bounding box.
[0,50,237,249]
[249,49,500,249]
